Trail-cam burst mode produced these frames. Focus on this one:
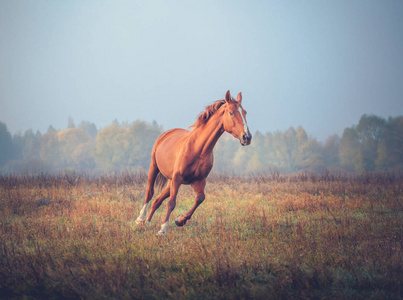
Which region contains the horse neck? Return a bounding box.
[190,111,224,156]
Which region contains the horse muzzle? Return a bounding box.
[240,133,252,146]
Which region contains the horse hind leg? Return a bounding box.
[175,179,206,227]
[136,159,159,225]
[146,182,170,223]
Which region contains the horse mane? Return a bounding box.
[190,98,236,128]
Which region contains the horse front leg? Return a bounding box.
[175,179,206,227]
[157,175,182,236]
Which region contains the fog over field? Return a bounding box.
[1,1,403,141]
[1,4,402,298]
[0,113,402,174]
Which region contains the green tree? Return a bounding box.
[94,121,162,171]
[40,131,61,168]
[214,134,238,173]
[94,123,120,170]
[356,115,386,171]
[376,116,403,170]
[340,127,362,171]
[296,139,325,172]
[272,131,288,172]
[22,129,42,161]
[0,122,14,168]
[295,126,309,170]
[246,131,267,173]
[323,134,340,170]
[47,125,57,134]
[40,128,95,171]
[275,127,298,172]
[126,121,162,168]
[78,121,98,138]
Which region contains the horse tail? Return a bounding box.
[155,172,168,190]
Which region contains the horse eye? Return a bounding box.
[229,111,234,116]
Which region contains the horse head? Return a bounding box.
[223,90,252,146]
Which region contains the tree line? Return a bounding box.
[0,114,402,174]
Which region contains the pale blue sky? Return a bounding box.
[1,0,402,140]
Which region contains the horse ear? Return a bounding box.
[237,92,242,105]
[225,90,231,103]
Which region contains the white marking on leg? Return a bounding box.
[136,202,150,223]
[157,221,168,235]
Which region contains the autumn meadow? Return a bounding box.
[0,171,401,299]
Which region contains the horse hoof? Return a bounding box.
[156,231,166,236]
[135,218,145,225]
[175,215,187,227]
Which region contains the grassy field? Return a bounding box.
[0,172,402,299]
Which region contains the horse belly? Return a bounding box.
[154,129,188,180]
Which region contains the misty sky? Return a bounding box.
[1,0,402,141]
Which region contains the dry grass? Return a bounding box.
[0,172,402,299]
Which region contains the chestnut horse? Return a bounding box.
[136,90,252,235]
